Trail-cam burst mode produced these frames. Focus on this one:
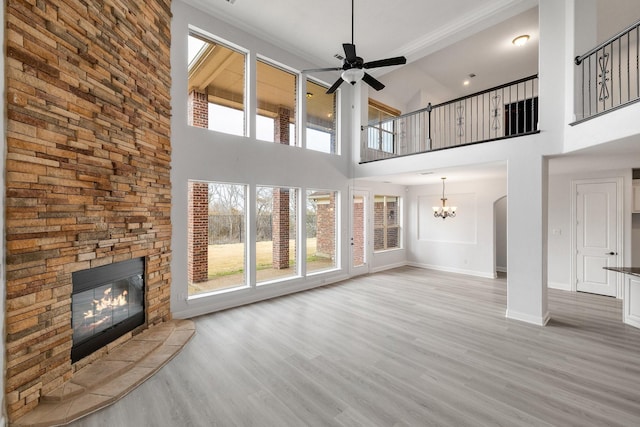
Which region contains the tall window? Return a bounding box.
[256,60,297,145]
[374,195,400,251]
[306,190,338,273]
[368,99,400,153]
[188,32,246,136]
[306,80,337,153]
[256,186,299,284]
[188,181,247,296]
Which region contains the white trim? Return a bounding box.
[349,189,371,277]
[548,281,571,291]
[174,272,351,319]
[407,262,496,279]
[506,309,550,326]
[570,177,624,298]
[496,266,508,273]
[371,261,408,274]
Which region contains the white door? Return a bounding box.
[575,181,619,297]
[350,190,369,276]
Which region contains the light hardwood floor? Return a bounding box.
[70,267,640,426]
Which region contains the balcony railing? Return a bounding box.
[361,75,539,163]
[574,19,640,123]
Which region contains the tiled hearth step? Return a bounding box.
[13,319,196,427]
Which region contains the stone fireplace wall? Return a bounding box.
[4,0,172,421]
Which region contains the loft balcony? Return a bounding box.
[361,75,539,163]
[572,18,640,125]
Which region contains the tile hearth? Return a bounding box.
[13,320,195,427]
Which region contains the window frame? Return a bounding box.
[368,99,400,154]
[373,195,402,252]
[187,28,249,137]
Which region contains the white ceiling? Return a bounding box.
[183,0,539,99]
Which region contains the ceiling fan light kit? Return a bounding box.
[303,0,407,94]
[341,68,365,84]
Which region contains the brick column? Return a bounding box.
[272,189,290,269]
[352,198,364,266]
[274,106,290,144]
[316,193,336,259]
[272,107,291,269]
[188,90,208,128]
[188,182,209,283]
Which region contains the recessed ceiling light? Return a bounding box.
[419,172,433,175]
[463,73,476,86]
[512,35,530,46]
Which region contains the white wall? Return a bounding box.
[406,177,506,278]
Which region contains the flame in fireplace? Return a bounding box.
[83,288,129,322]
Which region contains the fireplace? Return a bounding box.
[71,258,146,363]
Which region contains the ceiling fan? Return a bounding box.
[304,0,407,94]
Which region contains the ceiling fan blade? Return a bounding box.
[362,73,385,91]
[363,56,407,69]
[343,43,357,62]
[326,77,344,94]
[302,67,343,73]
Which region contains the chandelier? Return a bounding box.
[433,177,457,219]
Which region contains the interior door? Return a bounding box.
[575,181,619,296]
[350,190,369,276]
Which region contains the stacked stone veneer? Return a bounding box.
[4,0,172,421]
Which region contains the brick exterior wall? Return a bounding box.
[4,0,172,421]
[272,109,291,268]
[352,199,365,267]
[188,182,209,282]
[316,193,336,259]
[188,90,208,128]
[272,189,290,269]
[274,106,290,144]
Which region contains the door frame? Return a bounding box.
[570,177,624,298]
[350,188,371,276]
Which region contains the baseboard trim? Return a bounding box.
[407,262,496,279]
[548,281,571,291]
[370,261,408,274]
[505,309,550,326]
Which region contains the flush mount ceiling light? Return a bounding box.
[512,34,530,46]
[433,177,457,220]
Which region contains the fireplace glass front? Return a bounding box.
[71,258,145,362]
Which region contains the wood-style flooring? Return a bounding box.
[69,267,640,426]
